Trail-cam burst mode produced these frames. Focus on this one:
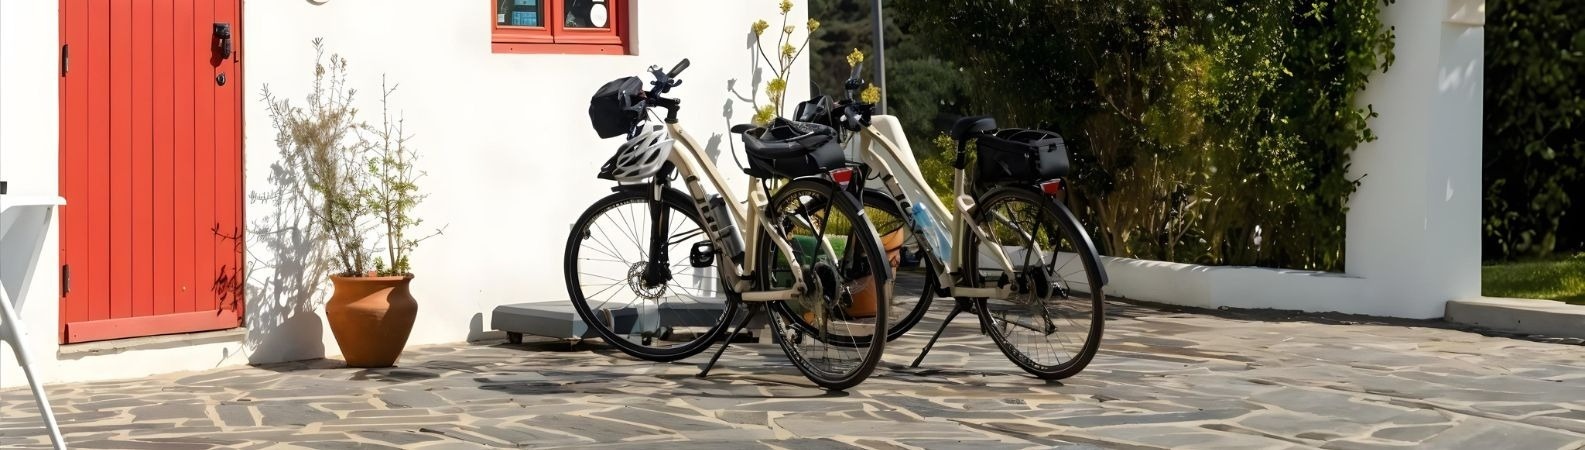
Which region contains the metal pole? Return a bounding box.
[871,0,887,114]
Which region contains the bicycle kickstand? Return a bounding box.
[698,302,761,378]
[910,298,972,368]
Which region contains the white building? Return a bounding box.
[2,0,808,387]
[1,0,1480,388]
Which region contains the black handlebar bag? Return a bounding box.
[975,128,1070,184]
[589,76,644,138]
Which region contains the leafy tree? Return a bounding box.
[1484,0,1585,259]
[808,0,969,154]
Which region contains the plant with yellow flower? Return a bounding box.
[748,0,818,125]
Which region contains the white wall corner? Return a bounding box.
[1445,0,1484,27]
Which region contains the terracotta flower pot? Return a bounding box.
[326,275,418,368]
[843,229,906,318]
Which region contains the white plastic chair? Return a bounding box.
[0,186,67,450]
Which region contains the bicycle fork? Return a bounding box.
[642,178,674,288]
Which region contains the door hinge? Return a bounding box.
[60,44,69,76]
[61,264,71,296]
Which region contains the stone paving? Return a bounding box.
[4,301,1585,449]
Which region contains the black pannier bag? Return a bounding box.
[975,128,1070,183]
[588,76,644,138]
[741,118,846,179]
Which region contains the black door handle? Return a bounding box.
[213,23,233,60]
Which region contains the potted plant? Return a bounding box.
[263,39,439,368]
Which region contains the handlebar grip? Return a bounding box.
[667,58,691,78]
[848,61,864,81]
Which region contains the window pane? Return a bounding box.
[564,0,611,28]
[497,0,543,27]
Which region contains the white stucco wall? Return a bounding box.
[1344,0,1484,318]
[1,0,66,390]
[1,0,807,388]
[239,0,809,366]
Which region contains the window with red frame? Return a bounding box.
[493,0,628,54]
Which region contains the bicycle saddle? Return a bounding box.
[950,116,998,141]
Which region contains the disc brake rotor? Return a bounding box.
[626,261,668,300]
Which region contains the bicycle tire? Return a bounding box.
[964,186,1104,380]
[858,190,937,341]
[756,178,890,390]
[563,187,739,362]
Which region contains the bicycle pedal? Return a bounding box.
[689,241,716,268]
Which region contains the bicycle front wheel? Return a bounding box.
[756,178,890,391]
[563,187,738,362]
[965,187,1105,380]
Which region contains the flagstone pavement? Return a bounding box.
[3,301,1584,449]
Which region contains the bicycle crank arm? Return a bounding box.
[741,288,801,302]
[949,284,1017,299]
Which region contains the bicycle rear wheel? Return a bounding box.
[965,187,1104,380]
[756,178,890,390]
[859,191,937,341]
[563,187,738,362]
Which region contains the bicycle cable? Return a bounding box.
[723,119,751,175]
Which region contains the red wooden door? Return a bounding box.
[59,0,244,344]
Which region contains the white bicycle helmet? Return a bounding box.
[598,125,674,182]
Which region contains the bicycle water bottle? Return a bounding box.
[912,206,952,262]
[705,195,745,264]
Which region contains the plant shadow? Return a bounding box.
[240,158,331,365]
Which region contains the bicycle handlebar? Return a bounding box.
[645,59,688,97]
[639,59,690,123]
[667,58,691,79]
[840,102,870,132]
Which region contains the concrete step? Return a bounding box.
[1445,297,1585,339]
[491,298,737,342]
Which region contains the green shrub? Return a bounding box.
[1484,0,1585,260]
[893,0,1394,271]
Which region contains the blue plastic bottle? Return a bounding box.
[912,206,953,262]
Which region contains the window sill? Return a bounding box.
[492,42,627,55]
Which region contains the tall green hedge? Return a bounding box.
[891,0,1394,271]
[1485,0,1585,260]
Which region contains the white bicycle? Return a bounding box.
[563,60,892,390]
[795,64,1109,379]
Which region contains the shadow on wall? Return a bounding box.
[241,156,330,364]
[716,29,767,169]
[466,313,489,342]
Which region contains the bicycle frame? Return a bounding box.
[849,120,1042,300]
[658,122,806,302]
